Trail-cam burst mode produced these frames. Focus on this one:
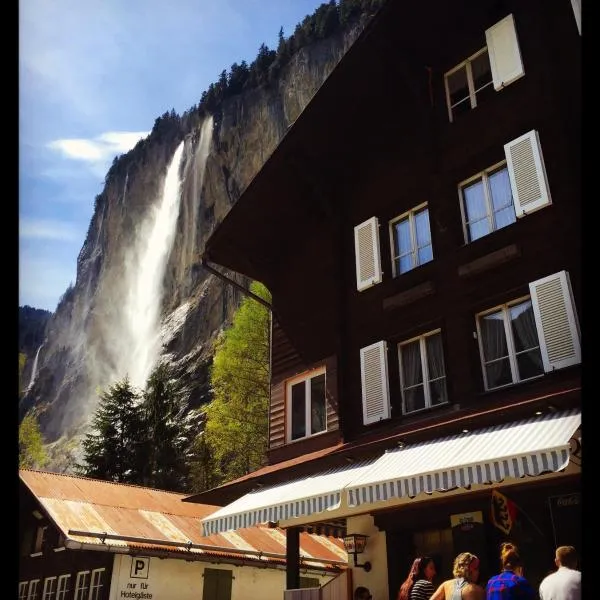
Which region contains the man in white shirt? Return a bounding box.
[539,545,581,600]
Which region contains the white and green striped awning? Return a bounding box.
[202,408,580,535]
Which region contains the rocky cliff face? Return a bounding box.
[21,21,366,473]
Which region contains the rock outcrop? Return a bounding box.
[20,20,367,473]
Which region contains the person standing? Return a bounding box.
[430,552,485,600]
[397,556,437,600]
[485,542,535,599]
[539,545,581,600]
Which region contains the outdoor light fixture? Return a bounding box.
[343,533,371,571]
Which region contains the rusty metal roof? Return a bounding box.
[20,469,347,571]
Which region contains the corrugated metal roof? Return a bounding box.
[20,469,347,571]
[202,409,581,534]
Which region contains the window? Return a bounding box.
[56,575,70,600]
[202,568,232,600]
[445,14,524,122]
[477,271,581,391]
[27,580,40,600]
[460,162,515,242]
[33,525,48,554]
[477,298,544,390]
[389,204,433,276]
[74,571,90,600]
[459,130,551,243]
[445,48,494,122]
[19,582,28,600]
[42,577,57,600]
[399,330,448,414]
[287,368,326,441]
[89,569,105,600]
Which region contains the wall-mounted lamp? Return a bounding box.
[343,533,371,572]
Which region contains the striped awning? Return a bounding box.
[202,460,376,536]
[346,408,581,507]
[202,409,580,535]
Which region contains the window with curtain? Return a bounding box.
[477,297,544,390]
[399,330,448,414]
[390,204,433,276]
[460,162,516,243]
[287,368,327,441]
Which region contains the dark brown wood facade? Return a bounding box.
[201,0,581,595]
[19,483,113,600]
[208,0,582,462]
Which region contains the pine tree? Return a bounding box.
[141,363,196,492]
[77,377,144,483]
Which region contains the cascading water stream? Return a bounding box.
[119,141,186,388]
[26,343,44,392]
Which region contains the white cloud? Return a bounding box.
[48,131,149,163]
[45,130,150,179]
[20,218,82,243]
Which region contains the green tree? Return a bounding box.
[19,413,48,469]
[77,377,145,483]
[141,363,198,492]
[201,281,271,487]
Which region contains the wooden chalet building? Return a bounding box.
[19,470,348,600]
[187,1,582,598]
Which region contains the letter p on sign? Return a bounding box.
[130,557,150,579]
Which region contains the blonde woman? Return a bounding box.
[430,552,485,600]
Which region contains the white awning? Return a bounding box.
[202,460,377,536]
[202,408,580,535]
[346,408,581,507]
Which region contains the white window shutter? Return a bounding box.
[360,341,391,425]
[504,130,552,217]
[485,14,525,90]
[529,271,581,372]
[354,216,382,291]
[570,0,581,35]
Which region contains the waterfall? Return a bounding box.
[115,140,187,389]
[26,343,43,391]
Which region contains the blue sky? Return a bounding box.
[19,0,327,312]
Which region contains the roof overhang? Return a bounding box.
[201,408,581,535]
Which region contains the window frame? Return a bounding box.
[458,159,515,243]
[42,577,57,600]
[444,47,493,122]
[56,575,71,600]
[476,295,544,391]
[73,571,90,600]
[19,582,29,600]
[89,568,105,600]
[398,329,448,415]
[27,579,41,600]
[388,202,433,277]
[285,367,327,443]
